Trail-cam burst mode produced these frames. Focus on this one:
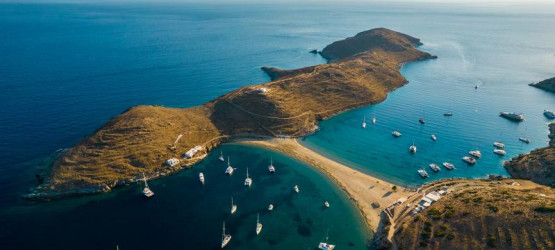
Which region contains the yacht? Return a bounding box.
[462,156,477,165]
[444,112,453,117]
[318,231,336,250]
[141,173,154,198]
[442,162,455,170]
[294,185,299,194]
[268,158,275,173]
[244,168,252,187]
[500,112,525,121]
[544,109,555,119]
[268,204,274,211]
[431,134,437,141]
[494,149,507,156]
[199,172,205,185]
[469,150,482,158]
[429,163,440,172]
[362,116,367,128]
[419,117,426,124]
[255,213,263,235]
[409,143,417,154]
[324,201,330,208]
[493,142,505,148]
[225,157,234,175]
[219,151,225,162]
[519,137,531,143]
[392,131,402,137]
[417,169,429,178]
[230,197,237,214]
[371,114,376,124]
[221,222,232,248]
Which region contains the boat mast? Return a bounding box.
[222,222,226,241]
[246,167,249,178]
[142,173,148,188]
[227,156,230,167]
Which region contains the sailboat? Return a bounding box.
[219,151,225,162]
[268,157,275,173]
[225,157,234,175]
[371,113,376,124]
[324,201,330,208]
[199,172,205,185]
[362,115,367,128]
[431,134,437,141]
[230,196,237,214]
[244,167,252,187]
[318,230,336,250]
[141,173,154,198]
[409,142,417,154]
[221,222,232,248]
[255,213,263,235]
[519,127,531,143]
[294,185,299,194]
[268,204,274,211]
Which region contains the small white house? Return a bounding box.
[184,145,203,159]
[425,192,442,202]
[166,158,180,167]
[257,87,268,93]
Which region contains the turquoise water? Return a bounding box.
[1,2,555,249]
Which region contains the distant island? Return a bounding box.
[529,76,555,93]
[26,28,436,199]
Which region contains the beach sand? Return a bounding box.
[236,138,412,232]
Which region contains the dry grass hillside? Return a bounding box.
[27,28,435,199]
[393,180,555,250]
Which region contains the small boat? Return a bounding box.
[225,157,234,175]
[519,137,531,143]
[419,117,426,124]
[318,231,336,250]
[493,142,505,148]
[268,204,274,211]
[494,149,507,156]
[221,222,232,248]
[230,197,237,214]
[362,115,367,128]
[431,134,437,141]
[392,131,402,137]
[462,156,477,165]
[429,163,440,172]
[371,114,376,124]
[294,185,299,194]
[469,150,482,158]
[499,112,525,121]
[324,201,330,208]
[544,110,555,119]
[442,162,455,170]
[219,151,225,162]
[141,173,154,198]
[417,169,429,178]
[255,213,262,235]
[475,85,478,89]
[444,112,453,117]
[268,157,275,173]
[409,143,417,154]
[199,172,205,185]
[244,168,252,187]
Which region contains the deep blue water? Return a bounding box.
[1,2,554,249]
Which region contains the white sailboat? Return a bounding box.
[392,130,402,137]
[268,204,274,211]
[141,173,154,198]
[255,213,262,235]
[268,157,275,173]
[221,222,231,248]
[409,142,417,154]
[225,156,234,175]
[318,230,336,250]
[219,151,225,162]
[324,201,330,208]
[431,134,437,141]
[294,185,299,194]
[244,167,252,187]
[230,196,237,214]
[199,172,205,185]
[362,115,367,128]
[371,113,376,124]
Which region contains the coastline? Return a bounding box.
[235,138,412,232]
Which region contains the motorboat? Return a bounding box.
[324,201,330,208]
[469,150,482,158]
[442,162,455,170]
[431,134,437,141]
[494,149,507,156]
[429,163,440,172]
[318,231,335,250]
[268,204,274,211]
[444,112,453,117]
[500,112,525,121]
[493,142,505,148]
[417,169,429,178]
[519,137,531,143]
[392,131,402,137]
[462,156,477,165]
[294,185,299,194]
[199,172,205,185]
[544,110,555,119]
[419,117,426,124]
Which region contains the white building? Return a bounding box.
[257,87,268,93]
[184,146,203,159]
[166,158,180,167]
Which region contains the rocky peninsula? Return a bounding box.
[530,76,555,93]
[26,28,436,199]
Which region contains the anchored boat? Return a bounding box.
[392,131,402,137]
[255,213,262,235]
[230,197,237,214]
[494,149,506,156]
[429,163,440,172]
[462,156,477,165]
[469,150,482,158]
[417,169,429,178]
[442,162,455,170]
[199,172,205,185]
[500,112,525,121]
[225,157,234,175]
[244,168,252,187]
[221,222,231,248]
[268,158,275,173]
[318,231,336,250]
[141,173,154,198]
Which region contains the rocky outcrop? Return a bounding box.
[530,76,555,93]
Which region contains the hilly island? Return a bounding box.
[26,28,435,199]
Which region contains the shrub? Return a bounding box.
[534,206,555,213]
[513,210,523,215]
[487,234,497,247]
[447,233,455,240]
[392,185,397,191]
[434,231,446,237]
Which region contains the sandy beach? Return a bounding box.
[236,138,412,232]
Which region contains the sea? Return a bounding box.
[1,1,554,249]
